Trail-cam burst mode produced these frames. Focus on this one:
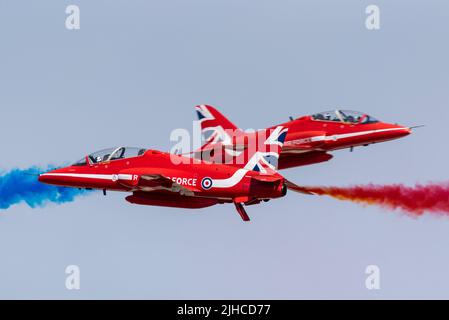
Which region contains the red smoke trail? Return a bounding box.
[293,183,449,216]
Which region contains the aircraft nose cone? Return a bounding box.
[38,173,48,184]
[378,123,412,142]
[399,126,412,136]
[387,124,411,138]
[38,171,57,185]
[392,127,411,139]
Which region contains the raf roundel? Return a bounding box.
[201,177,213,190]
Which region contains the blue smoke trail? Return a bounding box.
[0,166,92,210]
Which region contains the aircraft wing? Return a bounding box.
[281,144,319,153]
[134,174,199,196]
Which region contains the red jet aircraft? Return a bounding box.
[195,105,414,169]
[38,127,303,221]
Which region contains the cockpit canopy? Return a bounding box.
[73,147,146,166]
[311,110,379,124]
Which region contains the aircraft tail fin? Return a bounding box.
[231,127,288,222]
[198,125,288,173]
[195,105,240,145]
[237,126,288,174]
[194,106,288,173]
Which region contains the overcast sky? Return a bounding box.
[0,0,448,299]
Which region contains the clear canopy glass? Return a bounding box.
[311,110,378,124]
[73,147,146,166]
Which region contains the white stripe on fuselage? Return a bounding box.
[42,171,248,189]
[40,173,133,181]
[289,127,407,144]
[43,170,253,190]
[211,169,248,188]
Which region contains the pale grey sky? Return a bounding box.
[0,0,448,298]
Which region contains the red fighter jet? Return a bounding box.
[38,126,305,221]
[195,105,415,169]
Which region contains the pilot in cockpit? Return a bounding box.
[73,147,147,166]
